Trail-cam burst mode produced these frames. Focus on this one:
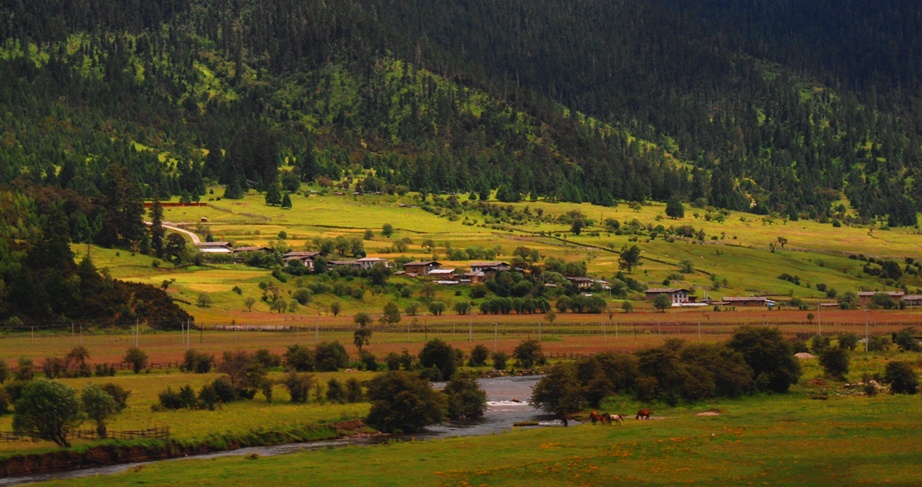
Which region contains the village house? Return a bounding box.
[644,288,693,305]
[282,251,320,270]
[858,291,905,307]
[469,261,512,273]
[404,261,441,276]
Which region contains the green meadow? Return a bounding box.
[31,361,922,486]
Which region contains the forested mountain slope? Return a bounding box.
[2,0,921,223]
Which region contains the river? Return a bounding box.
[0,376,556,486]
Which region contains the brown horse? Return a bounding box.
[636,409,651,420]
[589,410,604,424]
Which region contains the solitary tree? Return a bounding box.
[444,372,487,420]
[353,323,372,352]
[419,339,457,381]
[428,301,446,316]
[819,346,849,380]
[618,245,642,273]
[884,361,919,394]
[381,223,394,238]
[13,380,82,447]
[124,347,148,374]
[382,303,401,324]
[244,296,257,311]
[653,293,673,312]
[81,384,118,438]
[513,339,545,369]
[665,197,685,219]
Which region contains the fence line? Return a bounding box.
[0,426,169,442]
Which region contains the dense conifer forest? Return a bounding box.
[1,0,921,324]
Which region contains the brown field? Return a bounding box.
[3,308,915,366]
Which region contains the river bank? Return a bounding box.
[0,420,372,480]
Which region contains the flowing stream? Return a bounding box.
[1,376,558,486]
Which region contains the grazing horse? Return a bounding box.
[636,409,651,420]
[604,413,624,425]
[589,410,603,424]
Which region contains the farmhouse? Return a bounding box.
[644,288,692,305]
[858,291,905,307]
[196,242,232,253]
[404,261,441,276]
[721,296,775,307]
[282,251,320,270]
[903,295,922,306]
[469,261,512,273]
[462,270,486,284]
[233,246,273,254]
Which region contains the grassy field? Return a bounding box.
[75,187,922,328]
[30,366,922,486]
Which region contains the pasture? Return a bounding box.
[29,374,922,486]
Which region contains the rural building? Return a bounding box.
[903,295,922,306]
[233,246,273,254]
[196,242,232,253]
[644,288,692,305]
[462,270,486,284]
[469,262,512,273]
[721,296,775,307]
[404,261,441,276]
[282,251,320,270]
[858,291,905,307]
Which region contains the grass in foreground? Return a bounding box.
[33,389,922,486]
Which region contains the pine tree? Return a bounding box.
[281,192,292,209]
[150,190,165,258]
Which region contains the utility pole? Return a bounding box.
[865,307,869,352]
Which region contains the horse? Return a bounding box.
[604,413,624,425]
[589,410,604,424]
[636,409,651,420]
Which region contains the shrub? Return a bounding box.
[727,326,802,393]
[42,357,66,379]
[314,341,350,372]
[819,346,849,380]
[15,357,35,381]
[492,351,508,370]
[254,349,282,369]
[365,371,446,433]
[513,339,545,369]
[468,345,490,367]
[893,327,922,352]
[281,371,314,403]
[0,387,10,415]
[182,349,215,373]
[837,333,860,351]
[326,378,346,404]
[884,361,919,394]
[94,363,117,377]
[444,372,487,420]
[345,378,364,403]
[868,335,891,352]
[359,351,378,371]
[284,345,315,372]
[81,384,118,438]
[99,383,131,411]
[419,339,457,381]
[0,359,8,384]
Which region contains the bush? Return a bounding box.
[281,371,314,403]
[99,383,131,411]
[0,387,10,415]
[727,326,802,393]
[837,333,860,351]
[513,339,545,369]
[893,327,922,352]
[0,359,8,384]
[345,378,364,402]
[359,351,378,371]
[212,377,237,404]
[365,371,446,434]
[15,357,35,381]
[94,363,117,377]
[182,349,215,373]
[884,361,919,394]
[444,372,487,420]
[284,345,315,372]
[326,378,346,404]
[492,351,508,370]
[868,335,891,352]
[314,341,350,372]
[419,339,457,381]
[468,344,490,367]
[42,357,66,379]
[254,349,282,369]
[81,384,118,438]
[124,347,148,374]
[819,346,849,380]
[530,363,584,415]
